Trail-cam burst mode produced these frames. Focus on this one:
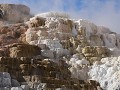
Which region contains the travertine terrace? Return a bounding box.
[0,4,120,90]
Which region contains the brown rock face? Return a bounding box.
[27,17,45,28]
[0,23,28,46]
[82,46,110,64]
[0,57,102,90]
[0,4,30,22]
[9,43,41,58]
[82,46,110,57]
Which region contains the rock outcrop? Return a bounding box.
[1,7,120,90]
[0,4,30,23]
[9,43,41,58]
[0,57,102,90]
[0,23,28,46]
[82,46,110,64]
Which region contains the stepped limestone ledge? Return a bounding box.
[0,57,102,90]
[24,12,120,90]
[25,12,120,49]
[0,10,120,90]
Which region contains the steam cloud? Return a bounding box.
[0,0,120,33]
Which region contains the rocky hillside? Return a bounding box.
[0,4,120,90]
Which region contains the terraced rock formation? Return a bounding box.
[0,4,120,90]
